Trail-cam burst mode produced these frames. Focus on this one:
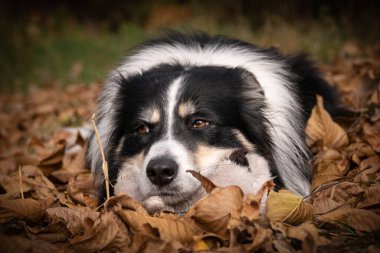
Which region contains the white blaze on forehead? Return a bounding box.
[166,77,183,138]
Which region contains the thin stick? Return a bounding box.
[91,113,110,202]
[18,165,24,199]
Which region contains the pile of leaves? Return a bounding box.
[0,44,380,252]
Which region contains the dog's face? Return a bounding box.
[107,65,272,211]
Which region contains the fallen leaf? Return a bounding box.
[306,95,349,149]
[25,222,71,243]
[38,139,66,167]
[313,191,345,215]
[187,170,216,193]
[115,207,199,244]
[330,181,364,203]
[311,149,349,191]
[185,185,244,238]
[51,144,88,183]
[273,222,323,253]
[0,198,52,223]
[364,133,380,152]
[144,239,182,253]
[105,193,148,214]
[1,165,59,199]
[246,225,273,252]
[47,207,99,236]
[240,194,261,221]
[66,177,97,209]
[0,231,73,253]
[318,207,380,232]
[71,212,130,252]
[266,190,315,225]
[356,185,380,209]
[193,239,209,251]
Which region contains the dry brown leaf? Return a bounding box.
[318,207,380,232]
[38,139,66,166]
[192,233,225,250]
[356,185,380,209]
[192,239,209,251]
[240,180,274,221]
[330,181,364,203]
[345,142,375,164]
[354,156,380,185]
[306,95,349,149]
[364,134,380,153]
[36,139,66,176]
[246,225,273,252]
[266,190,315,225]
[274,222,324,253]
[185,185,244,238]
[272,239,294,253]
[115,207,199,244]
[313,191,345,215]
[24,221,71,243]
[187,169,216,193]
[51,144,88,183]
[0,231,73,253]
[311,149,349,191]
[1,165,59,199]
[66,177,97,208]
[240,194,261,221]
[0,198,52,223]
[144,239,183,253]
[71,212,130,252]
[47,207,99,236]
[105,193,148,215]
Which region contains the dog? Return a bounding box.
[87,32,343,213]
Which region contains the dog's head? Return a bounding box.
[89,64,273,212]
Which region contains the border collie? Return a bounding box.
[87,32,341,213]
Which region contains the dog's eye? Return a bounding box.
[136,125,150,134]
[192,119,209,128]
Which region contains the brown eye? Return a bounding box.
[192,119,209,128]
[137,125,150,134]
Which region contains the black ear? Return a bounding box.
[237,69,272,158]
[236,69,284,188]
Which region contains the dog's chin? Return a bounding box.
[142,186,206,215]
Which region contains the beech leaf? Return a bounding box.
[306,95,349,149]
[266,190,315,225]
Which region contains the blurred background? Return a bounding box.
[1,0,380,92]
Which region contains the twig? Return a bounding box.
[91,113,110,202]
[18,165,24,199]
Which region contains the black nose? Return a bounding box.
[146,157,178,186]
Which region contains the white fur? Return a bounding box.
[201,153,272,195]
[166,77,183,137]
[89,40,310,197]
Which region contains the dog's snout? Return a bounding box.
[146,157,178,186]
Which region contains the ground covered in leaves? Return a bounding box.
[0,44,380,253]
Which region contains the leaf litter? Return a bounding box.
[0,45,380,252]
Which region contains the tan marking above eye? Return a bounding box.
[178,102,196,118]
[192,119,209,128]
[139,107,160,124]
[150,109,160,123]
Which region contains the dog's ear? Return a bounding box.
[236,69,274,164]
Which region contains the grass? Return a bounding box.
[1,22,144,92]
[0,15,354,93]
